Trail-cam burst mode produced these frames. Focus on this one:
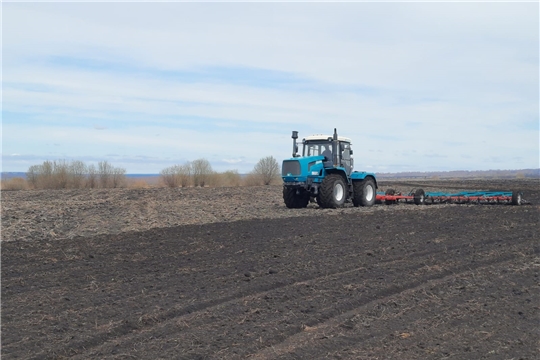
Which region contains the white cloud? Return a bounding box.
[222,159,244,164]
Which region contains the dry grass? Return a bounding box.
[1,177,29,191]
[241,173,281,186]
[242,173,263,186]
[127,179,153,189]
[212,170,242,187]
[2,173,283,191]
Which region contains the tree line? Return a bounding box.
[26,160,127,190]
[159,156,280,188]
[1,156,280,190]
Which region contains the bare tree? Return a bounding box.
[40,160,54,189]
[98,161,113,188]
[191,158,213,187]
[160,162,192,188]
[52,160,69,189]
[178,162,192,187]
[26,165,41,189]
[252,156,280,185]
[87,164,98,188]
[160,165,180,188]
[69,160,87,188]
[26,160,56,189]
[26,160,63,189]
[111,167,127,188]
[97,161,126,188]
[26,160,125,189]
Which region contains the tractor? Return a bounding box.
[281,128,377,208]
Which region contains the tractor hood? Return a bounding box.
[281,156,325,180]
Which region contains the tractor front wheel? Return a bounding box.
[317,174,347,208]
[353,178,376,207]
[283,187,310,208]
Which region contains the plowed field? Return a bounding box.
[2,179,538,359]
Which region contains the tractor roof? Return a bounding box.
[304,134,352,143]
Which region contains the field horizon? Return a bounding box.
[2,168,539,181]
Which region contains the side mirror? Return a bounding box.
[350,149,353,155]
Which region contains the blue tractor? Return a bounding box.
[281,128,378,209]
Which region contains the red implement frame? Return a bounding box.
[376,189,525,206]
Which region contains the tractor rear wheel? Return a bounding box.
[317,174,347,208]
[283,187,310,208]
[353,178,376,207]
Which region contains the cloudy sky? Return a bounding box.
[3,2,538,174]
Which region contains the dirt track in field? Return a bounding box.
[2,179,539,359]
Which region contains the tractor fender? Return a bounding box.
[350,172,378,189]
[324,168,349,182]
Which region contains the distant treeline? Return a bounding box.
[1,156,282,191]
[4,168,538,181]
[2,164,538,191]
[26,160,127,189]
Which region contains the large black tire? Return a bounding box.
[414,189,425,205]
[283,187,310,209]
[511,191,522,205]
[317,174,347,208]
[353,178,376,207]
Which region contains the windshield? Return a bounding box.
[303,141,333,157]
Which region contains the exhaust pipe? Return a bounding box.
[292,131,298,157]
[332,128,338,166]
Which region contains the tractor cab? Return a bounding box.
[302,135,354,175]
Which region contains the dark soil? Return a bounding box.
[2,179,539,359]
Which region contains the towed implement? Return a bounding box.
[377,189,527,206]
[281,129,527,208]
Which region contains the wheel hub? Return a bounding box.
[334,183,344,202]
[365,185,374,201]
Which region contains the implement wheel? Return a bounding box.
[511,191,522,206]
[283,187,310,209]
[414,189,425,205]
[353,178,376,207]
[317,174,347,208]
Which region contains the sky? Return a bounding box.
[2,1,539,174]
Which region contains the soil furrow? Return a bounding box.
[70,240,535,359]
[249,253,535,359]
[40,230,536,358]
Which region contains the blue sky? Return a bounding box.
[2,2,539,174]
